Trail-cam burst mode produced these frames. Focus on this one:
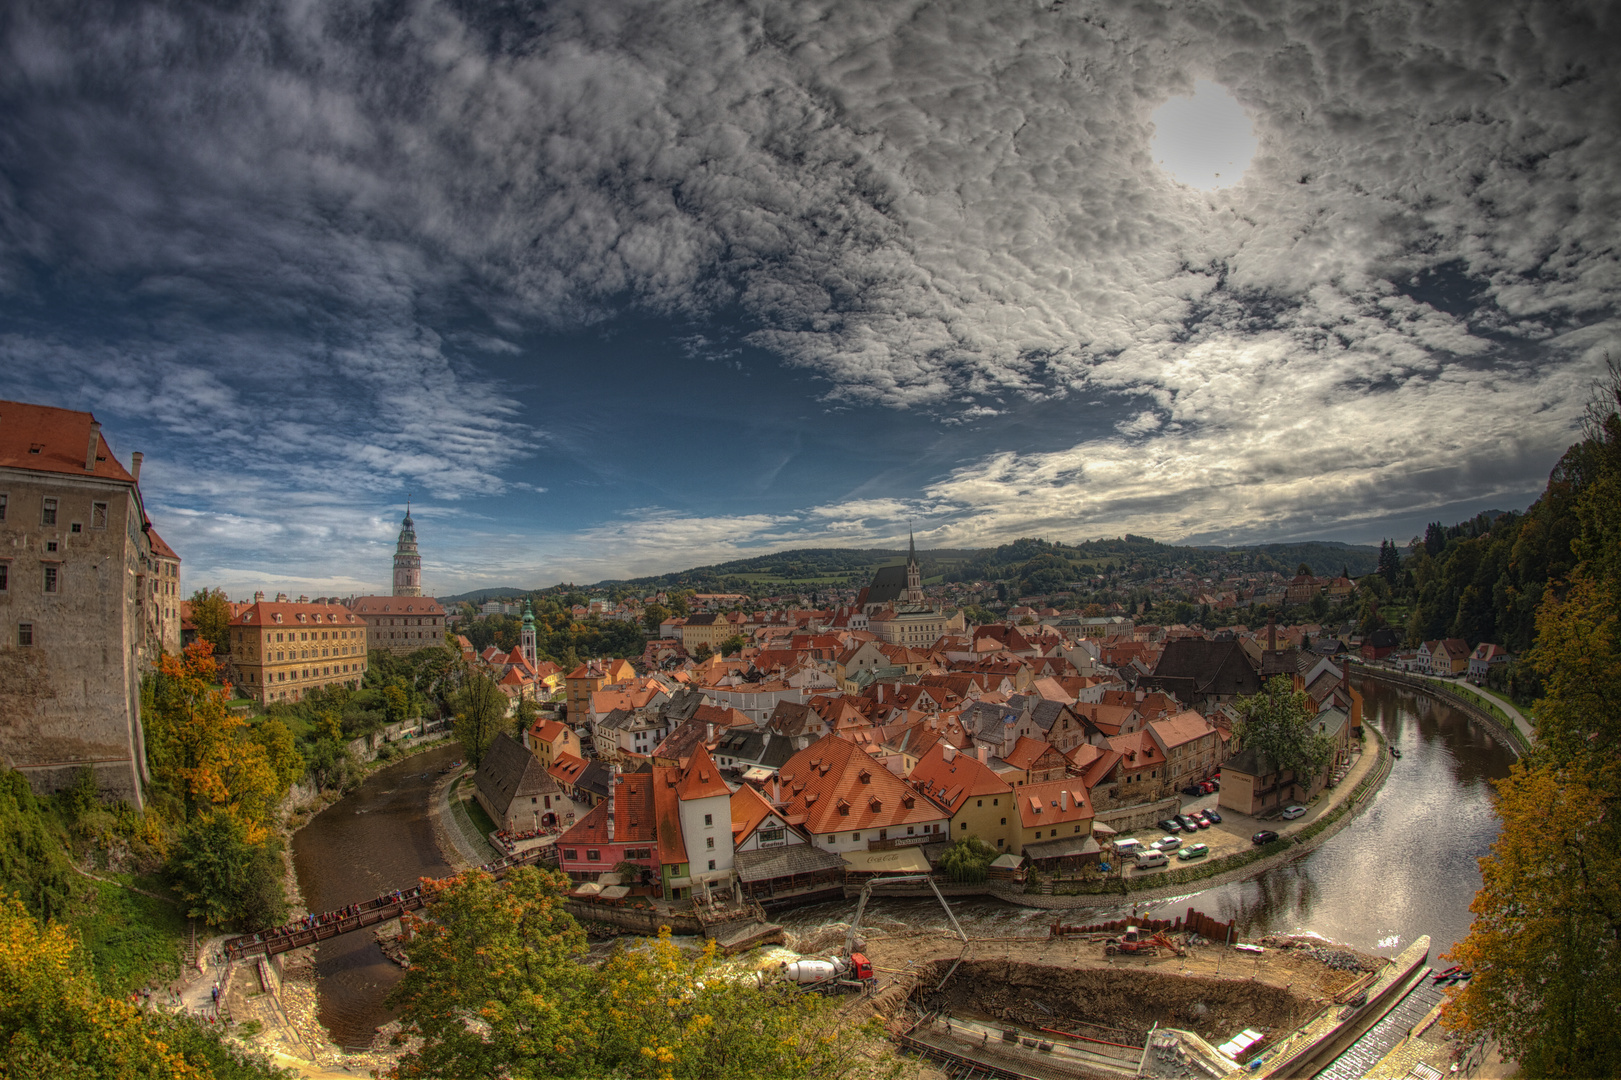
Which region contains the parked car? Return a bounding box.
[1281,805,1307,820]
[1181,784,1203,796]
[1202,808,1223,824]
[1113,838,1146,858]
[1197,780,1214,794]
[1134,851,1169,870]
[1156,818,1183,833]
[1151,835,1182,852]
[1252,830,1279,845]
[1177,842,1210,861]
[1176,814,1202,831]
[1189,814,1211,830]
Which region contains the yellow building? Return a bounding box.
[908,743,1019,853]
[229,600,369,703]
[1014,777,1094,853]
[348,594,447,656]
[564,657,635,718]
[679,612,732,653]
[869,605,965,648]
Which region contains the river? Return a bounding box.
[293,678,1515,1046]
[777,677,1519,960]
[289,742,460,1049]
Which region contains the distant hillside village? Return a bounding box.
[2,397,1519,907]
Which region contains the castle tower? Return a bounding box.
[520,600,538,669]
[392,502,422,597]
[905,529,923,605]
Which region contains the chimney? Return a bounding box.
[85,422,100,471]
[276,592,289,602]
[606,764,620,842]
[1268,617,1277,652]
[1061,790,1069,811]
[943,745,956,763]
[298,595,309,604]
[130,451,143,482]
[253,590,265,603]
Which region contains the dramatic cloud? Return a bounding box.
[2,0,1617,589]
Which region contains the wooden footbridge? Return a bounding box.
[223,841,557,962]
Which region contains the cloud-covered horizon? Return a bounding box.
[2,0,1617,593]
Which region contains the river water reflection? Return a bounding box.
[777,677,1517,960]
[289,743,459,1049]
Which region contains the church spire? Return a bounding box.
[905,526,923,605]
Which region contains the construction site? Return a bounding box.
[774,883,1479,1079]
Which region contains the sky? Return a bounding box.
[2,0,1617,596]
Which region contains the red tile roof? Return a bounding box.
[0,400,136,483]
[146,527,179,561]
[348,595,447,615]
[1015,778,1094,830]
[652,767,689,864]
[233,601,363,627]
[1002,735,1059,773]
[775,736,944,836]
[674,744,731,802]
[558,770,657,846]
[729,783,777,845]
[908,744,1011,814]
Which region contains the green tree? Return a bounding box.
[512,693,541,739]
[169,811,287,929]
[1232,676,1333,781]
[186,587,233,657]
[717,633,748,657]
[938,837,997,883]
[452,671,507,766]
[642,602,670,632]
[692,642,714,663]
[0,771,74,923]
[387,868,596,1079]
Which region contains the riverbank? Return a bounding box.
[227,739,462,1076]
[1353,664,1533,752]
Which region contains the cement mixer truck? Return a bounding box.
[778,953,874,992]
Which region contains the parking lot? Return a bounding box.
[1112,747,1374,879]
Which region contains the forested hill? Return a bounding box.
[448,536,1381,599]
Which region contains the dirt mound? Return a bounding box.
[914,959,1317,1043]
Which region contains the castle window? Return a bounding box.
[41,498,57,526]
[43,565,59,593]
[0,494,6,521]
[17,623,32,647]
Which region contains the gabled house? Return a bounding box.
[1468,643,1511,683]
[1015,778,1097,870]
[909,743,1018,853]
[473,732,585,834]
[1143,638,1261,712]
[999,736,1069,785]
[730,783,846,905]
[774,736,949,855]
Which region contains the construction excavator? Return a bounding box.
[777,873,968,994]
[1103,925,1186,957]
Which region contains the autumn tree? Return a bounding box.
[186,586,233,657]
[388,870,895,1080]
[1232,676,1334,782]
[1446,358,1621,1075]
[452,670,507,766]
[0,897,285,1079]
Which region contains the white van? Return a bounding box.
[1135,851,1169,870]
[1113,838,1145,858]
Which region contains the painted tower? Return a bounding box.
[520,600,538,669]
[392,503,422,596]
[905,529,924,605]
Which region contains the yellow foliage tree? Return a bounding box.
[0,896,284,1078]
